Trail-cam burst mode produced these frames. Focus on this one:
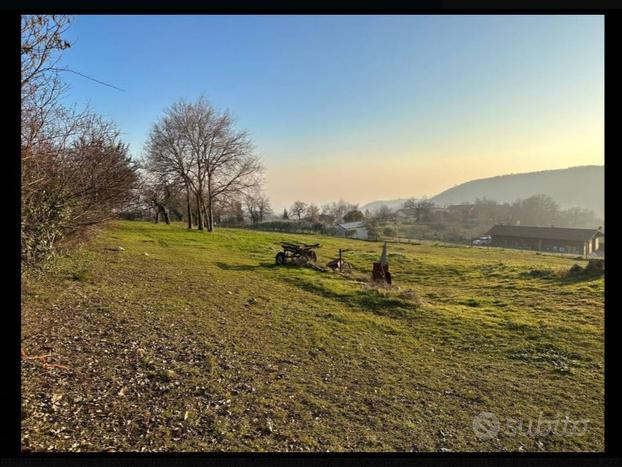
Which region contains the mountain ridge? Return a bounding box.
[361,165,604,217]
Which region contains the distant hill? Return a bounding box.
[362,166,604,217]
[360,198,413,213]
[430,166,604,216]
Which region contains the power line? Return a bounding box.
[56,67,125,92]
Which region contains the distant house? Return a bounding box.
[335,221,368,240]
[486,225,604,256]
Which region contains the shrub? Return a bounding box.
[383,226,395,237]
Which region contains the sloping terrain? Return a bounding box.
[21,221,604,452]
[430,166,603,216]
[361,165,604,216]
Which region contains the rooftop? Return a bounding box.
[486,225,603,242]
[337,221,366,230]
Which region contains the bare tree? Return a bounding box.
[414,199,434,223]
[144,102,195,229]
[21,15,71,89]
[244,190,272,224]
[321,200,358,223]
[305,203,320,222]
[21,15,138,263]
[290,201,307,220]
[141,172,181,224]
[374,205,393,222]
[198,109,262,232]
[217,196,245,226]
[146,98,263,232]
[402,198,417,209]
[22,111,138,262]
[258,195,272,222]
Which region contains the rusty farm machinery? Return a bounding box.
[275,242,320,266]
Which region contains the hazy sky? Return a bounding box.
[59,15,604,211]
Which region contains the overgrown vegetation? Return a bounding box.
[22,221,604,452]
[21,15,138,264]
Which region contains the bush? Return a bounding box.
[383,226,395,237]
[343,210,365,222]
[21,193,73,263]
[118,210,149,221]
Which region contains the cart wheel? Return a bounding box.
[275,252,286,265]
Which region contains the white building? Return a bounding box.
[335,221,368,240]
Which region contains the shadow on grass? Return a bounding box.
[283,276,418,321]
[215,261,277,271]
[520,268,603,285]
[555,273,603,285]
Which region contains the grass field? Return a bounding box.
[21,220,604,452]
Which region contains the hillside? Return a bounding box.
[362,166,604,216]
[430,166,604,215]
[361,198,413,213]
[21,221,604,452]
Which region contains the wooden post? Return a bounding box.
[339,248,342,272]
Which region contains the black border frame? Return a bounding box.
[3,2,619,466]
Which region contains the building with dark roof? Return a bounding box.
[485,225,603,256]
[335,221,369,240]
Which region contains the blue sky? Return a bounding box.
[58,15,604,209]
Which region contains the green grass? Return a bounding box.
[21,220,604,452]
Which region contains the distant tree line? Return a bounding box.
[233,199,368,235]
[285,200,362,224]
[408,194,602,229]
[364,194,604,244]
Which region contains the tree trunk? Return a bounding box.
[185,183,192,229]
[195,192,204,230]
[206,176,214,232]
[203,201,213,232]
[195,194,204,230]
[154,202,170,225]
[162,206,170,225]
[207,196,214,232]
